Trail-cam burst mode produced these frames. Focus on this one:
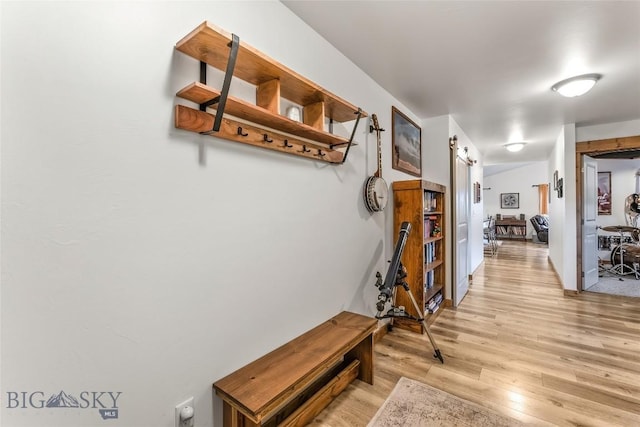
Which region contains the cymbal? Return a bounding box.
[601,225,640,233]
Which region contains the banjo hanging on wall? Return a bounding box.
[364,114,389,213]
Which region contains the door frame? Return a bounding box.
[575,135,640,291]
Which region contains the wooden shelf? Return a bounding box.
[176,82,351,147]
[176,21,364,123]
[424,284,443,302]
[174,106,345,163]
[425,259,443,272]
[174,22,367,164]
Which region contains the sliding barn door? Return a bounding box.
[582,156,598,290]
[450,138,470,306]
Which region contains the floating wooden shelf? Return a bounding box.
[176,82,351,148]
[174,21,367,163]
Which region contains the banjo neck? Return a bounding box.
[372,114,383,178]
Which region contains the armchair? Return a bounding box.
[530,215,549,243]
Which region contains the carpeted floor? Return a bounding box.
[367,377,525,427]
[586,274,640,297]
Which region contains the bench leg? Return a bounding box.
[345,333,374,385]
[223,401,259,427]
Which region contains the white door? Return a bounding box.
[454,154,470,306]
[582,156,599,289]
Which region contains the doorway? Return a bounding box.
[575,135,640,294]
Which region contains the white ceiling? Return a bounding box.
[282,1,640,165]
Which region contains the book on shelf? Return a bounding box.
[424,269,435,289]
[423,191,437,212]
[424,242,437,264]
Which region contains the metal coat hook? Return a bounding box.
[283,140,293,148]
[299,145,311,153]
[315,149,326,157]
[263,134,273,143]
[237,127,248,137]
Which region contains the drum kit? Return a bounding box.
[599,225,640,279]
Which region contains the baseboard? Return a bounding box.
[564,289,580,297]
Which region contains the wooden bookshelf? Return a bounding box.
[392,179,449,333]
[495,218,527,240]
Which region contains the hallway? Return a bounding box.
[315,240,640,426]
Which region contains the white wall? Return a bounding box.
[595,159,640,228]
[483,161,549,239]
[576,119,640,142]
[421,115,451,299]
[0,2,444,427]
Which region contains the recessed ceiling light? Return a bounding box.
[505,142,526,152]
[551,73,602,97]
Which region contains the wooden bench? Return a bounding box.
[213,311,377,427]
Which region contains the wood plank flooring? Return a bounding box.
[313,240,640,426]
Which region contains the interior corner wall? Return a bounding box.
[562,124,577,291]
[0,2,437,427]
[548,128,566,285]
[547,124,577,291]
[418,115,484,300]
[421,115,451,299]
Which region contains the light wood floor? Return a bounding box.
[313,240,640,426]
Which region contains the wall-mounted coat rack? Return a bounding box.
[174,22,367,164]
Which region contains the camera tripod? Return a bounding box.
[375,264,444,364]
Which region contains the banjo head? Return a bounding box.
[365,176,388,212]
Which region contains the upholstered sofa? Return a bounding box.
[530,214,549,243]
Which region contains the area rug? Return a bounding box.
[367,377,524,427]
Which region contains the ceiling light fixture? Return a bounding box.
[505,142,526,152]
[551,73,602,97]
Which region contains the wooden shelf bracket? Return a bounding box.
[336,108,363,164]
[199,33,240,135]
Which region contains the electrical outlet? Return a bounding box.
[175,397,194,427]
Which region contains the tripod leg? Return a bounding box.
[404,288,444,363]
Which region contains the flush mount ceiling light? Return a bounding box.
[505,142,526,152]
[551,73,602,97]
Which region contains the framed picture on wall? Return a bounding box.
[598,171,612,215]
[391,106,422,177]
[500,192,519,209]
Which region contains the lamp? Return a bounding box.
[551,73,602,97]
[504,142,526,152]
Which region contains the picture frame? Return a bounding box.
[598,171,611,215]
[557,178,564,198]
[391,106,422,177]
[500,192,519,209]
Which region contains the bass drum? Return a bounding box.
[610,243,640,268]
